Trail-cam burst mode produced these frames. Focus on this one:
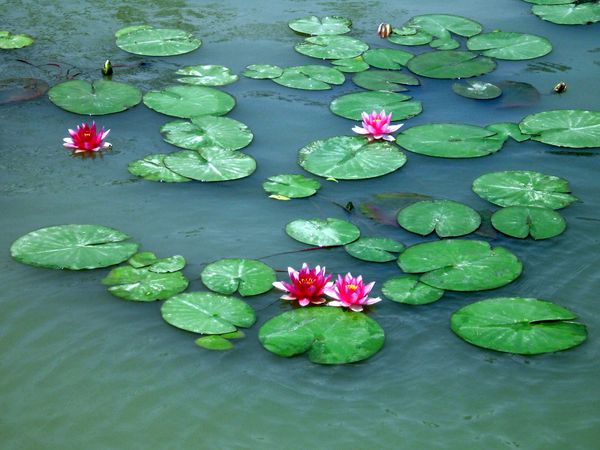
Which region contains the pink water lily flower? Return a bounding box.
[63,122,111,153]
[352,110,403,142]
[272,263,333,307]
[325,273,381,312]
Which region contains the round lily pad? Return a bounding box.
[143,85,235,118]
[398,240,522,292]
[242,64,283,79]
[532,3,600,25]
[128,154,191,183]
[330,91,422,121]
[362,49,414,69]
[48,80,142,115]
[149,255,186,273]
[407,50,496,79]
[11,224,138,270]
[295,35,368,60]
[388,28,434,46]
[164,148,256,182]
[102,266,188,301]
[396,124,505,158]
[344,237,405,263]
[524,0,576,4]
[430,38,461,50]
[115,25,201,56]
[161,292,256,335]
[331,57,369,73]
[467,32,552,61]
[407,14,483,40]
[195,335,234,350]
[382,275,444,305]
[273,66,345,90]
[352,70,419,92]
[298,136,407,180]
[451,297,587,354]
[288,16,352,35]
[472,170,578,209]
[519,110,600,148]
[262,174,321,199]
[259,307,385,365]
[0,30,34,49]
[161,116,253,151]
[285,218,360,247]
[201,258,276,297]
[397,200,481,237]
[176,65,238,86]
[491,206,566,240]
[452,81,502,100]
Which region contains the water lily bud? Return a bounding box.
[377,23,392,38]
[553,81,567,94]
[102,59,113,76]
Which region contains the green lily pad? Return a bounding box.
[397,200,481,237]
[273,65,345,90]
[201,259,276,297]
[115,25,201,56]
[360,192,434,226]
[242,64,283,79]
[519,110,600,148]
[407,14,483,40]
[486,123,531,142]
[0,31,34,49]
[102,266,188,301]
[472,170,578,209]
[430,38,461,50]
[295,35,369,60]
[143,85,235,118]
[150,255,186,273]
[396,124,506,158]
[176,65,238,86]
[128,252,158,268]
[11,224,138,270]
[344,237,405,262]
[491,206,566,239]
[524,0,575,4]
[298,136,407,180]
[352,70,419,92]
[532,3,600,25]
[407,51,496,79]
[451,297,587,354]
[164,148,256,182]
[48,80,142,115]
[259,307,385,365]
[288,16,352,35]
[128,154,191,183]
[388,28,434,46]
[452,81,502,100]
[382,275,444,305]
[398,240,522,292]
[467,32,552,60]
[195,335,234,350]
[330,91,422,121]
[331,57,369,73]
[161,292,256,335]
[161,116,253,151]
[262,174,321,199]
[362,49,414,69]
[285,218,360,247]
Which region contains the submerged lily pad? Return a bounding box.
[0,31,34,49]
[128,154,191,183]
[285,218,360,247]
[398,240,522,291]
[176,65,238,86]
[115,25,201,56]
[262,174,321,199]
[532,3,600,25]
[467,32,552,61]
[0,78,49,105]
[161,292,256,335]
[472,170,578,209]
[143,85,235,118]
[397,200,481,237]
[330,91,422,121]
[288,16,352,35]
[382,275,444,305]
[362,49,414,69]
[396,124,505,158]
[273,65,345,90]
[161,116,253,151]
[360,192,434,226]
[331,57,369,73]
[491,206,566,239]
[242,64,284,79]
[452,81,502,100]
[48,80,142,115]
[519,110,600,148]
[295,35,368,60]
[11,224,138,270]
[352,70,419,92]
[407,51,496,79]
[298,136,407,180]
[259,307,385,365]
[451,297,587,354]
[164,148,256,182]
[102,265,188,301]
[344,237,405,262]
[201,259,276,297]
[495,80,540,108]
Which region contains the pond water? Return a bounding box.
[2,0,600,448]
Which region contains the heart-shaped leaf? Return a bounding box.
[491,206,566,239]
[201,259,276,297]
[382,275,444,305]
[285,218,360,247]
[48,80,142,115]
[115,25,201,56]
[143,85,235,118]
[397,200,481,237]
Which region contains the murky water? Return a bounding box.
[2,1,600,449]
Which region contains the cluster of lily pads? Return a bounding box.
[6,11,598,364]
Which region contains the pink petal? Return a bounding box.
[327,301,343,307]
[387,123,403,133]
[381,135,395,142]
[352,126,370,135]
[366,296,382,305]
[363,281,375,294]
[298,298,310,306]
[272,281,287,291]
[349,304,364,312]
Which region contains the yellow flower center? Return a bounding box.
[301,277,315,285]
[347,284,358,291]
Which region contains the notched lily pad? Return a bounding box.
[115,25,201,56]
[452,81,502,100]
[382,275,444,305]
[352,70,419,92]
[344,236,405,262]
[295,35,368,60]
[0,31,34,49]
[164,148,256,182]
[331,57,369,73]
[262,174,321,199]
[128,154,191,183]
[201,259,276,297]
[102,265,188,302]
[396,200,481,237]
[407,51,496,79]
[491,206,566,239]
[467,32,552,61]
[532,3,600,25]
[330,91,422,121]
[143,85,235,118]
[273,65,345,90]
[288,16,352,35]
[362,48,414,69]
[242,64,283,79]
[48,80,142,115]
[486,123,530,142]
[285,218,360,247]
[519,110,600,148]
[161,116,253,151]
[176,65,238,86]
